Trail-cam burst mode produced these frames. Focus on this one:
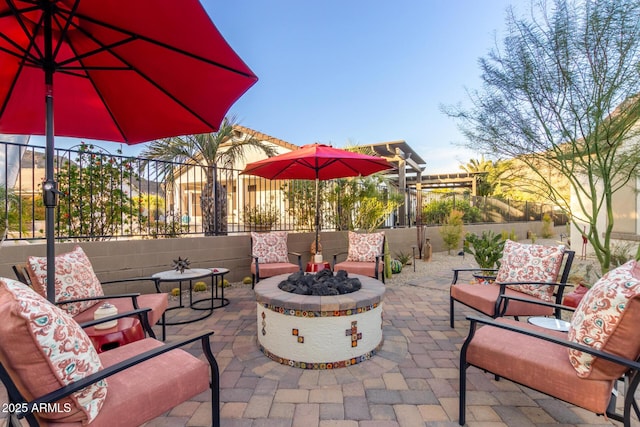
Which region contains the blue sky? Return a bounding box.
[37,1,518,173]
[206,1,517,172]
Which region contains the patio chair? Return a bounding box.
[459,260,640,427]
[13,245,169,340]
[449,239,574,327]
[333,231,385,283]
[251,231,302,289]
[0,276,220,427]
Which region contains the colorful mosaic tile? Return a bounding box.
[262,302,378,317]
[258,341,383,369]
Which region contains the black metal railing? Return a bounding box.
[0,141,565,242]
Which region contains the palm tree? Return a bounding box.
[460,156,517,198]
[141,117,277,236]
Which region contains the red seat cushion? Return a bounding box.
[251,262,300,279]
[37,338,210,426]
[466,318,614,414]
[451,283,554,317]
[334,261,383,279]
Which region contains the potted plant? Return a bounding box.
[463,230,506,282]
[242,204,280,231]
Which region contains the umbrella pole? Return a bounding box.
[43,8,57,303]
[43,89,58,303]
[315,177,320,254]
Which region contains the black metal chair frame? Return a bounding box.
[459,298,640,427]
[0,309,221,427]
[449,250,575,327]
[12,264,167,340]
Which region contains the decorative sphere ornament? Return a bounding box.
[172,256,191,273]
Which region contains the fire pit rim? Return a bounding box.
[254,273,385,312]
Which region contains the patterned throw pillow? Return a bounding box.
[346,231,384,262]
[568,260,640,379]
[251,231,289,263]
[26,246,104,315]
[495,240,566,302]
[0,278,107,423]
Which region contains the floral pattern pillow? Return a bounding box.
[0,278,107,423]
[496,240,566,302]
[568,260,640,378]
[346,232,384,262]
[251,231,289,263]
[26,246,104,316]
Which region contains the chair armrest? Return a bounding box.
[498,293,576,314]
[19,331,217,415]
[332,251,348,266]
[56,293,141,306]
[288,252,302,270]
[495,282,570,318]
[464,315,640,371]
[77,307,152,328]
[496,281,567,288]
[451,268,498,284]
[78,307,156,338]
[101,277,157,286]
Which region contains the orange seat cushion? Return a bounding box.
[251,262,300,279]
[451,283,554,317]
[37,338,210,427]
[0,278,107,424]
[466,318,614,414]
[334,261,382,279]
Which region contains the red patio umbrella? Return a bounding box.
[241,143,393,253]
[0,0,257,302]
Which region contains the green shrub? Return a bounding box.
[422,198,482,224]
[541,213,554,238]
[500,229,517,241]
[440,210,464,254]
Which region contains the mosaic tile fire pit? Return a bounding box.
[254,272,385,369]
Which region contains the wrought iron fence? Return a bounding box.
[0,141,565,242]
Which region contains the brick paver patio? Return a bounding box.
[144,270,627,427]
[0,261,631,426]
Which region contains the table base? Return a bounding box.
[154,268,230,326]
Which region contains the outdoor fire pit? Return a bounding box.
[277,269,362,295]
[254,271,385,369]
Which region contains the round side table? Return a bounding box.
[153,268,216,325]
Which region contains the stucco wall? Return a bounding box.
[0,221,546,295]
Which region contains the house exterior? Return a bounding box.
[167,125,299,231]
[569,123,640,259]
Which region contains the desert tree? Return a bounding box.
[444,0,640,271]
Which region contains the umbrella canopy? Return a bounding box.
[241,143,393,251]
[241,143,393,181]
[0,0,257,301]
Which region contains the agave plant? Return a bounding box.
[463,230,506,271]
